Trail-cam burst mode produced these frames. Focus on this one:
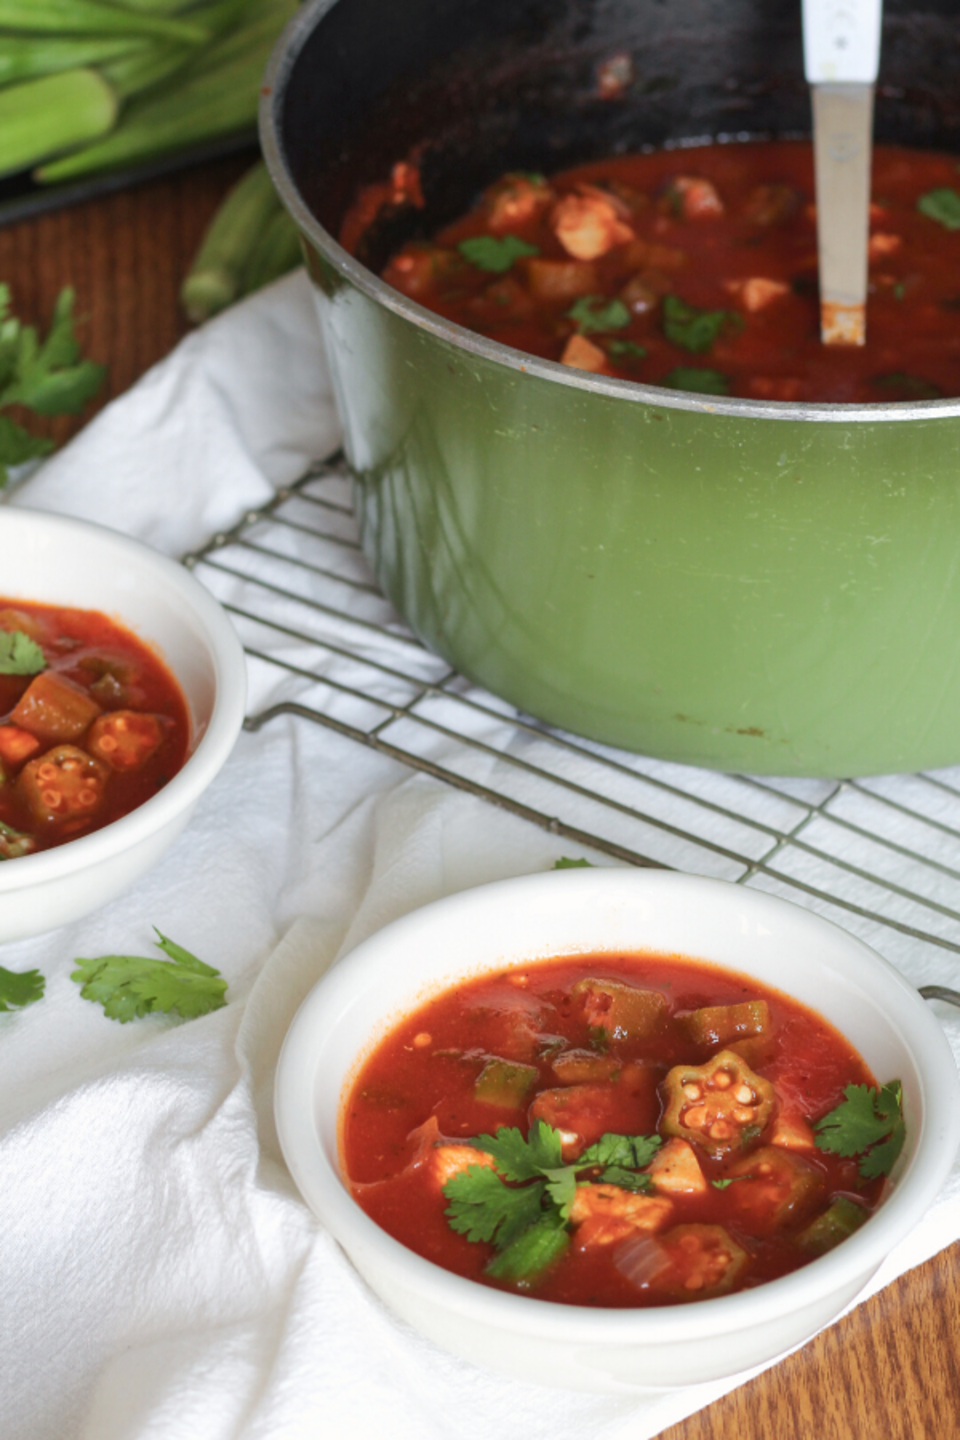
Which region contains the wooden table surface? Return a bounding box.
[3,160,959,1440]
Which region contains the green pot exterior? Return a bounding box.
[302,244,960,778]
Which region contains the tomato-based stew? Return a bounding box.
[343,140,960,404]
[342,954,902,1307]
[0,600,189,858]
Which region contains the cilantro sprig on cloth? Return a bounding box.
[0,285,106,486]
[443,1120,661,1283]
[72,930,227,1023]
[0,963,45,1012]
[814,1081,906,1180]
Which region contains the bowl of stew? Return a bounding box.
[263,0,960,777]
[275,868,960,1393]
[0,507,246,942]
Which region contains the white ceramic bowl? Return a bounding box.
[275,869,960,1394]
[0,507,246,942]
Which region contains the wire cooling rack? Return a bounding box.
[184,452,960,985]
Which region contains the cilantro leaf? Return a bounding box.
[444,1166,546,1247]
[578,1132,662,1170]
[458,235,540,273]
[0,415,53,486]
[541,1165,579,1217]
[0,286,106,488]
[662,365,729,395]
[662,293,737,353]
[815,1081,906,1180]
[472,1119,564,1180]
[0,963,45,1012]
[917,187,960,230]
[607,338,647,359]
[553,856,593,869]
[484,1208,570,1283]
[0,629,46,676]
[566,296,631,334]
[598,1165,654,1192]
[0,818,36,860]
[71,931,227,1023]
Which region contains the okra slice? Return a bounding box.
[572,976,668,1043]
[18,745,109,827]
[724,1146,824,1233]
[680,999,771,1048]
[474,1057,539,1107]
[551,1049,621,1084]
[626,1223,749,1300]
[661,1049,775,1158]
[797,1196,870,1255]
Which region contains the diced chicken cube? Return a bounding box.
[432,1145,497,1187]
[0,725,41,768]
[560,334,608,373]
[666,176,724,219]
[647,1138,708,1196]
[869,232,903,260]
[485,174,555,231]
[551,190,635,260]
[724,277,790,311]
[570,1183,673,1249]
[769,1113,816,1151]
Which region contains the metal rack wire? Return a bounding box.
[184,453,960,985]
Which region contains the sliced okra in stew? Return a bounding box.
[18,745,109,826]
[724,1145,824,1233]
[86,711,166,772]
[572,976,669,1043]
[680,999,772,1049]
[0,818,37,860]
[10,671,101,745]
[797,1196,869,1255]
[551,1049,622,1084]
[615,1223,749,1299]
[474,1058,539,1107]
[661,1049,775,1158]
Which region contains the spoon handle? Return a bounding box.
[802,0,883,346]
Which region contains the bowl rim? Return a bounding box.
[274,869,960,1341]
[260,0,960,427]
[0,505,247,893]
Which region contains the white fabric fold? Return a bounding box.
[1,268,958,1440]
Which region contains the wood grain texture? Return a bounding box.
[2,160,960,1440]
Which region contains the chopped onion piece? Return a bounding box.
[613,1233,671,1289]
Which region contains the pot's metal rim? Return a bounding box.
[260,0,960,426]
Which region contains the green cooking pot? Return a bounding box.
[261,0,960,778]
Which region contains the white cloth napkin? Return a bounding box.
[2,270,959,1440]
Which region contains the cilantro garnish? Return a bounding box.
[442,1120,661,1282]
[917,187,960,230]
[458,235,540,274]
[662,293,737,353]
[606,338,647,360]
[662,366,729,395]
[566,296,631,334]
[553,856,593,869]
[0,818,36,860]
[0,286,106,486]
[814,1081,906,1180]
[71,929,227,1023]
[0,629,46,676]
[0,963,45,1012]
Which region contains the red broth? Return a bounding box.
[344,140,960,404]
[0,599,189,856]
[342,954,888,1307]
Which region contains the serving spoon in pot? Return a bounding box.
[802,0,883,346]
